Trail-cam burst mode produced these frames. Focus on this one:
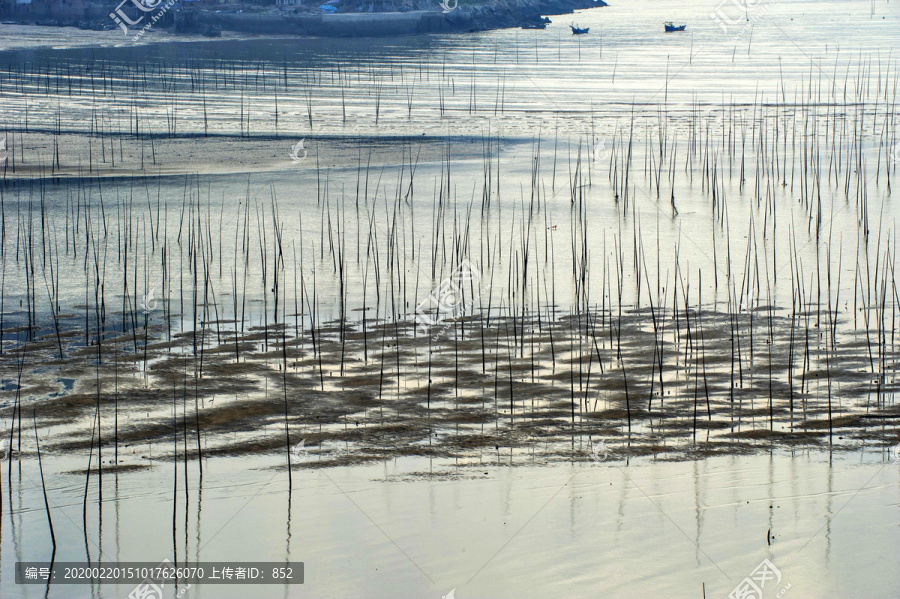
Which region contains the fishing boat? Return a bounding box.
[570,24,590,34]
[664,21,686,32]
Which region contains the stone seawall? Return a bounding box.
[214,11,446,36]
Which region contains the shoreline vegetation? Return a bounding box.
[0,0,606,38]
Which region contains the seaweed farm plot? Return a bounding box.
[1,67,899,471]
[2,296,898,473]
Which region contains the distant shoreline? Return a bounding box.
[0,0,606,39]
[210,0,606,37]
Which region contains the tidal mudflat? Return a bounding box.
[0,0,899,596]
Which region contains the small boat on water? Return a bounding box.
[570,24,590,34]
[664,21,686,32]
[522,21,547,29]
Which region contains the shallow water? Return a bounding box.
[2,451,899,598]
